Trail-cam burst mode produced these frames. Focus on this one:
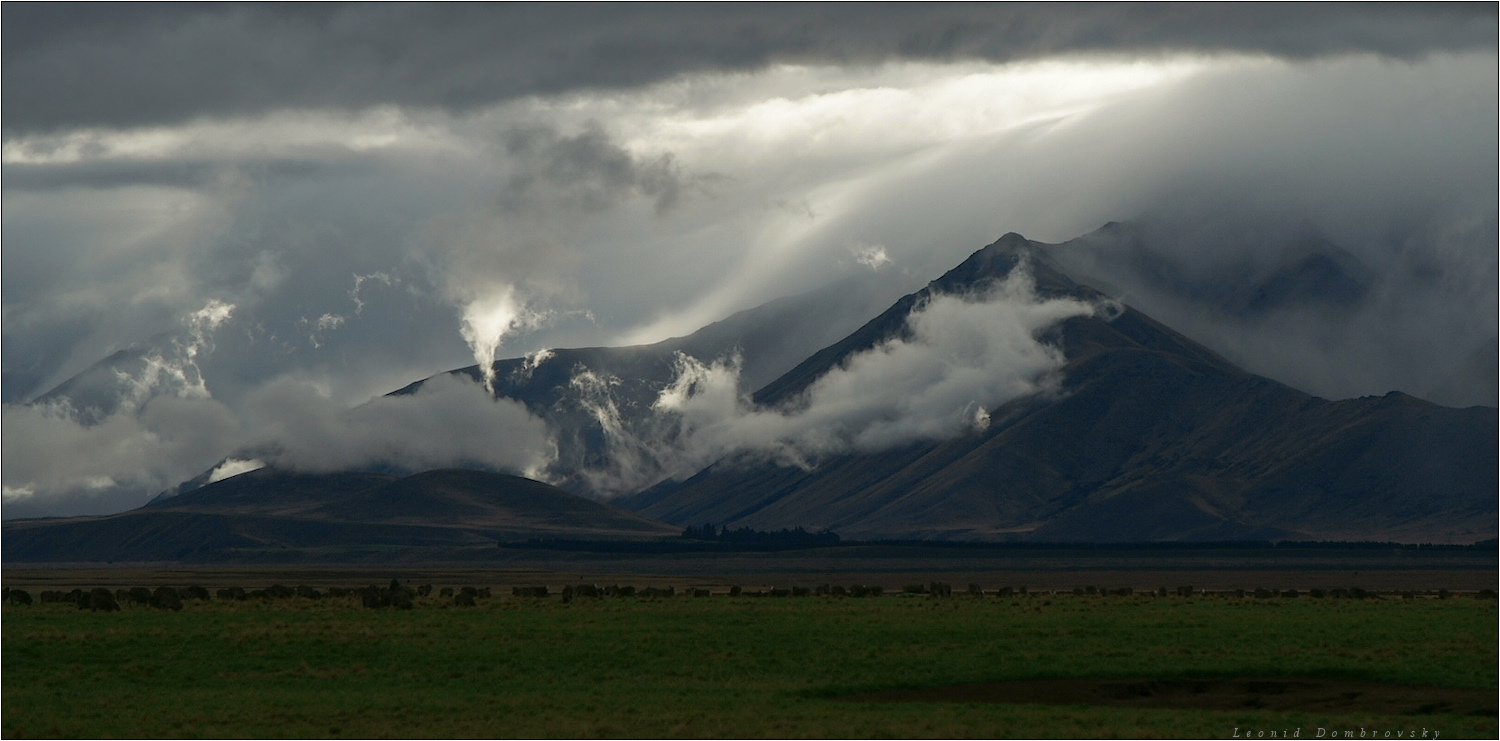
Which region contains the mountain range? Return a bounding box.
[624,234,1494,542]
[6,225,1494,561]
[387,271,912,497]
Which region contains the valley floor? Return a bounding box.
[2,563,1496,738]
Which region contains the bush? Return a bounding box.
[83,588,120,612]
[150,587,183,611]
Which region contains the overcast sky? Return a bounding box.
[3,4,1495,516]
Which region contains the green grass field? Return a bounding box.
[4,591,1495,738]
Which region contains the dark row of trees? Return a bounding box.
[12,586,191,611]
[1,581,502,610]
[503,534,1497,554]
[680,524,841,548]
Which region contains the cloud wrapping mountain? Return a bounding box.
[2,322,555,517]
[622,235,1496,543]
[651,266,1105,476]
[241,373,554,478]
[2,393,239,512]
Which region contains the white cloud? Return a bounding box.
[1,107,464,166]
[1,394,242,509]
[658,264,1102,464]
[850,243,891,270]
[455,283,556,393]
[207,457,264,483]
[243,372,555,479]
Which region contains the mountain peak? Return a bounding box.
[752,233,1101,409]
[931,232,1082,299]
[989,231,1032,248]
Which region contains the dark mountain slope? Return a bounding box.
[2,468,679,563]
[621,234,1497,543]
[752,233,1075,408]
[299,469,670,532]
[144,469,400,518]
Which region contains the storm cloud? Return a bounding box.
[4,4,1492,133]
[3,6,1494,517]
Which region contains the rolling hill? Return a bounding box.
[2,468,679,563]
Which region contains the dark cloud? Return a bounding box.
[4,4,1492,133]
[0,158,351,192]
[499,123,695,216]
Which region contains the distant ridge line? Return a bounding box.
[498,537,1500,554]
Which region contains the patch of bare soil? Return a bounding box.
[843,677,1498,716]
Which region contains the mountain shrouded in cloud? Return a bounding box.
[425,257,1109,498]
[620,235,1496,544]
[8,232,1491,550]
[646,260,1107,474]
[2,6,1494,518]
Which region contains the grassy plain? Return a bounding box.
[4,590,1495,738]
